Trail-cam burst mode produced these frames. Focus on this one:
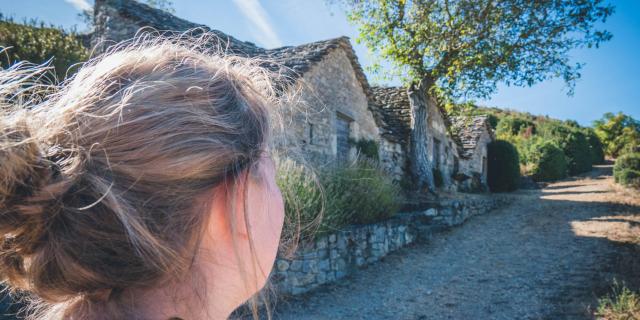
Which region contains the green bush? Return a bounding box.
[596,280,640,320]
[350,138,379,160]
[487,140,520,192]
[614,153,640,189]
[496,116,535,137]
[336,160,403,225]
[513,135,542,165]
[486,114,499,130]
[559,130,592,175]
[528,141,567,181]
[594,112,640,158]
[584,128,605,165]
[276,158,403,239]
[0,17,89,79]
[276,158,325,241]
[538,122,592,175]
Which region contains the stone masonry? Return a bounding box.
[452,116,494,192]
[273,195,509,295]
[92,0,495,190]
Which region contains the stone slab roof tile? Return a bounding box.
[94,0,369,91]
[369,86,413,144]
[451,115,492,158]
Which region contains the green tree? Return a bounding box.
[335,0,613,105]
[584,128,605,164]
[495,116,535,137]
[0,17,89,79]
[529,141,568,181]
[593,112,640,158]
[613,153,640,189]
[537,121,592,175]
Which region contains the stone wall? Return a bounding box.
[272,195,509,295]
[285,48,381,162]
[424,96,460,191]
[379,139,407,182]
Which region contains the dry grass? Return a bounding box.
[597,280,640,320]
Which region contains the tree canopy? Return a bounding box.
[0,16,88,80]
[594,112,640,158]
[336,0,614,99]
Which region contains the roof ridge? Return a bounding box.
[94,1,370,90]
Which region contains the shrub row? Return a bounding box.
[529,141,568,182]
[276,158,403,240]
[497,117,604,182]
[487,140,520,192]
[537,122,593,176]
[0,17,89,79]
[614,153,640,189]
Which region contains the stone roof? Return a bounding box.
[93,0,370,91]
[369,87,413,144]
[451,115,493,158]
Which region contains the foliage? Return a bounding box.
[594,112,640,158]
[462,105,603,179]
[485,114,499,130]
[535,121,592,175]
[432,168,444,188]
[584,128,606,165]
[528,141,567,182]
[496,116,536,137]
[596,280,640,320]
[336,0,613,100]
[276,158,325,242]
[614,153,640,189]
[340,160,404,225]
[0,16,89,79]
[513,135,542,166]
[487,140,520,192]
[350,138,380,160]
[276,158,403,239]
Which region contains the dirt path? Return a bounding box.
[271,165,640,320]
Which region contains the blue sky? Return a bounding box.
[2,0,639,126]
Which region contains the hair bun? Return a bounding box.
[0,114,61,287]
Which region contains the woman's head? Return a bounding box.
[0,32,285,319]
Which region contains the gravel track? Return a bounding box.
[271,165,640,320]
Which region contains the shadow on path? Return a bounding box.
[269,165,640,320]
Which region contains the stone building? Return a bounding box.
[91,0,493,191]
[451,116,494,192]
[93,0,388,167]
[370,86,478,192]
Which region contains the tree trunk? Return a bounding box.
[408,79,435,192]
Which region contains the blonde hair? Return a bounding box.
[0,31,281,319]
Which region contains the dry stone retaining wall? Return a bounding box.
[272,195,509,295]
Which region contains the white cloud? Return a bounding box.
[232,0,283,48]
[65,0,92,12]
